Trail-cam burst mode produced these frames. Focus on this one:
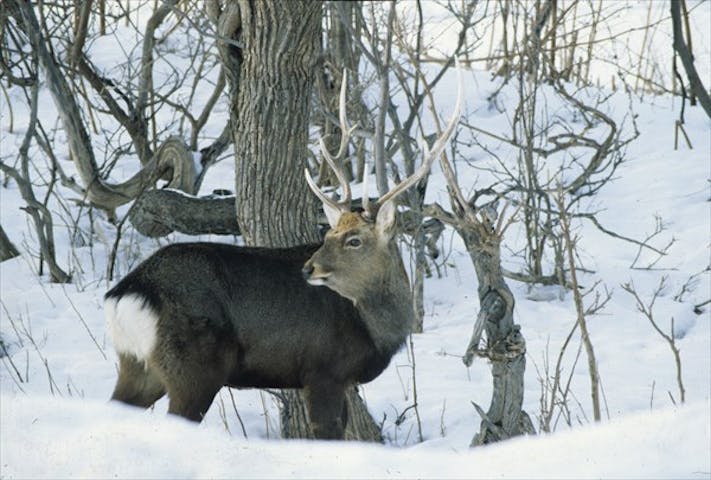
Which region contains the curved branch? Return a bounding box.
[13,1,198,213]
[671,0,711,119]
[76,57,147,156]
[553,81,617,194]
[134,0,179,163]
[575,212,669,257]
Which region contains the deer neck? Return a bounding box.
[354,263,412,356]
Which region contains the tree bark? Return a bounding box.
[457,221,535,446]
[428,146,535,445]
[225,0,381,441]
[129,190,239,237]
[279,387,382,442]
[232,0,321,248]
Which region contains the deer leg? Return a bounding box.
[157,351,223,422]
[304,380,346,440]
[166,383,221,422]
[153,352,224,422]
[111,353,166,408]
[152,334,227,422]
[341,388,350,429]
[144,310,237,422]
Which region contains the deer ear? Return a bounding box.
[375,200,397,241]
[322,201,342,229]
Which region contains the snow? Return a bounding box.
[2,395,708,479]
[2,2,711,479]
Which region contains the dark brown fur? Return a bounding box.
[107,242,405,438]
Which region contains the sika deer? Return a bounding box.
[106,71,462,439]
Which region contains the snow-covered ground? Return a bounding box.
[1,3,710,479]
[2,395,708,479]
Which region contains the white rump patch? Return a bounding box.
[105,294,158,361]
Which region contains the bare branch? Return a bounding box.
[69,0,93,67]
[621,278,686,403]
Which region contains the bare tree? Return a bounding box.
[423,68,535,445]
[555,187,602,422]
[3,0,236,243]
[0,16,69,282]
[7,1,199,217]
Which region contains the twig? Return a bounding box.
[621,277,685,404]
[227,387,248,439]
[61,285,107,360]
[408,333,423,443]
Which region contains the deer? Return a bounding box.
[105,70,462,440]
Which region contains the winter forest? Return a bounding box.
[0,0,709,478]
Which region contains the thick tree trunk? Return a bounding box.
[226,0,381,441]
[279,387,382,442]
[232,0,320,248]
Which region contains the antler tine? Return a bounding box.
[304,168,345,213]
[361,166,370,215]
[375,61,464,210]
[318,69,355,206]
[317,137,351,207]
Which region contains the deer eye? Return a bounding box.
[345,236,362,248]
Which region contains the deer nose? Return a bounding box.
[302,264,314,280]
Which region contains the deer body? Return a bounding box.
[107,69,462,439]
[107,215,410,438]
[107,242,402,432]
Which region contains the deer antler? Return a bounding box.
[370,62,464,217]
[427,62,475,225]
[305,69,356,218]
[308,63,464,226]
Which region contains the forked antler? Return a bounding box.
[305,69,356,220]
[306,64,464,224]
[372,69,464,217]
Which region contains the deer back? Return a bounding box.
[106,242,392,388]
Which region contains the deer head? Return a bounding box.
[303,69,463,304]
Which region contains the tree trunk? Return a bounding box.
[227,0,381,441]
[457,222,535,446]
[279,387,382,442]
[232,0,320,247]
